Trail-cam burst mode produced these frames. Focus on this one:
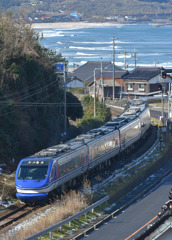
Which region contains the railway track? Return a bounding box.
[0,201,35,231]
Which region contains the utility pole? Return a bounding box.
[119,48,131,70]
[94,69,97,117]
[54,62,67,141]
[64,64,67,140]
[134,48,137,68]
[160,69,166,125]
[112,37,117,101]
[120,48,131,70]
[168,83,172,119]
[124,48,127,70]
[101,58,104,104]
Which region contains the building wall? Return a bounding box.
[66,80,83,88]
[124,81,149,93]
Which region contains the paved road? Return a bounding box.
[84,170,172,240]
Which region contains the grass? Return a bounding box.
[1,180,103,240]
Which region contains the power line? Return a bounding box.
[0,73,56,100]
[0,85,82,117]
[0,84,60,116]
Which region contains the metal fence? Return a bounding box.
[23,195,109,240]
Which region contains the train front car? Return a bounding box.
[15,157,52,203]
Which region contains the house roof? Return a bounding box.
[123,67,165,81]
[88,78,124,87]
[96,70,128,79]
[66,76,82,85]
[72,61,124,83]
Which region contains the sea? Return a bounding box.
[36,23,172,70]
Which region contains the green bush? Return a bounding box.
[78,96,111,129]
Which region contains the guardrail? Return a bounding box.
[23,195,109,240]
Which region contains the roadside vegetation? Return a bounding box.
[1,189,92,240]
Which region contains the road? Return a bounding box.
[84,166,172,240]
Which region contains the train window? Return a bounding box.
[49,162,56,181]
[58,152,85,178]
[59,164,64,177]
[17,165,48,180]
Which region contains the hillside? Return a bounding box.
[1,0,172,23]
[0,12,83,170]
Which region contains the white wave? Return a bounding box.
[53,28,85,32]
[80,61,87,65]
[69,46,119,51]
[116,40,134,44]
[74,56,102,59]
[117,54,132,59]
[159,62,172,68]
[76,52,97,56]
[39,30,65,37]
[69,46,95,50]
[138,53,163,57]
[72,55,111,60]
[71,41,113,44]
[68,61,87,67]
[43,32,64,37]
[70,40,128,45]
[114,61,125,67]
[57,41,63,44]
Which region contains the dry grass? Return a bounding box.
[0,173,16,201]
[1,183,92,240]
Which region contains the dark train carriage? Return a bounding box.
[87,129,120,169]
[119,111,142,151]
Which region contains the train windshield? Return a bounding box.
[17,161,49,181]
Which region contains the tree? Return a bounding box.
[78,96,111,130]
[0,12,83,169]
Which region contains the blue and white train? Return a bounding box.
[15,99,151,203]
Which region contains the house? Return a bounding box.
[66,76,84,89]
[71,61,127,99]
[88,68,128,101]
[72,61,112,84]
[122,67,172,99]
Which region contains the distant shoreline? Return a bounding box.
[31,21,116,29]
[151,23,172,27]
[31,21,172,29]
